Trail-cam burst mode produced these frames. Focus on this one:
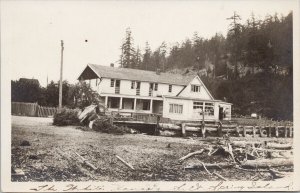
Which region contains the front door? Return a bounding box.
[192,101,204,119]
[219,107,224,120]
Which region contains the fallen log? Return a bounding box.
[116,155,135,170]
[266,143,292,150]
[241,158,293,168]
[231,141,262,148]
[74,152,97,170]
[184,162,234,170]
[232,141,293,150]
[253,148,292,153]
[178,149,204,162]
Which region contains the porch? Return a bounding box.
[101,95,163,115]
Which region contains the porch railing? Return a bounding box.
[111,111,169,123]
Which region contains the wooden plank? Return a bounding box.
[116,155,135,170]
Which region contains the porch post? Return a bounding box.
[119,97,123,109]
[105,96,108,108]
[150,99,153,113]
[134,98,137,111]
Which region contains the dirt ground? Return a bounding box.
[11,116,293,182]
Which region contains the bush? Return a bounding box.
[92,116,131,135]
[53,108,81,126]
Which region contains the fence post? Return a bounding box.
[155,115,160,136]
[284,127,288,138]
[235,126,240,137]
[201,123,206,138]
[217,121,223,137]
[275,126,279,138]
[268,126,272,137]
[252,126,256,138]
[242,126,246,137]
[181,123,186,137]
[289,127,293,138]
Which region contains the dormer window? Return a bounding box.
[168,85,172,93]
[110,79,115,87]
[131,81,135,89]
[191,85,200,92]
[154,83,158,91]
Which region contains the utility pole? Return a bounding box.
[59,40,64,109]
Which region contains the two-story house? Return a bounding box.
[78,63,232,121]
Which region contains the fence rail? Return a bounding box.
[12,102,58,117]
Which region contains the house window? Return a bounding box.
[204,102,214,116]
[168,85,172,93]
[191,85,201,92]
[131,81,135,89]
[193,102,204,109]
[154,83,158,91]
[110,79,115,87]
[142,101,150,110]
[169,104,183,114]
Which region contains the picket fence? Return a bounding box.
[12,102,58,117]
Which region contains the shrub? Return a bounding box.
[53,108,81,126]
[92,116,131,135]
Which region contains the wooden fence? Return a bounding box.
[37,106,58,117]
[12,102,58,117]
[159,122,294,138]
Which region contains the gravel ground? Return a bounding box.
[11,116,293,182]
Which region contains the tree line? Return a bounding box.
[11,78,100,109]
[119,12,292,78]
[119,12,293,120]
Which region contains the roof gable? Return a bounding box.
[177,75,214,100]
[78,64,196,86]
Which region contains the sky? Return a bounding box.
[1,0,296,87]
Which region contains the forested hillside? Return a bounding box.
[118,12,293,120]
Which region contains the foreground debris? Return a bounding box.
[180,136,293,180]
[11,115,293,182]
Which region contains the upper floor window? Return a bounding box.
[168,85,172,93]
[154,83,158,91]
[110,79,115,87]
[131,81,135,89]
[191,85,201,92]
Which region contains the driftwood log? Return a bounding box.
[74,152,98,170]
[241,158,293,168]
[178,149,204,162]
[116,155,135,170]
[185,162,235,170]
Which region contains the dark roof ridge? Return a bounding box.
[87,63,195,77]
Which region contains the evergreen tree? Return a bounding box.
[133,46,142,69]
[120,28,135,68]
[227,11,243,79]
[142,42,152,70]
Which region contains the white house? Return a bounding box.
[78,63,232,121]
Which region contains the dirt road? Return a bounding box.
[11,116,293,181]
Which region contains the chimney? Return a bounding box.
[110,63,114,67]
[156,68,161,75]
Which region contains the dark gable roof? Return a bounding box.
[80,64,196,86]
